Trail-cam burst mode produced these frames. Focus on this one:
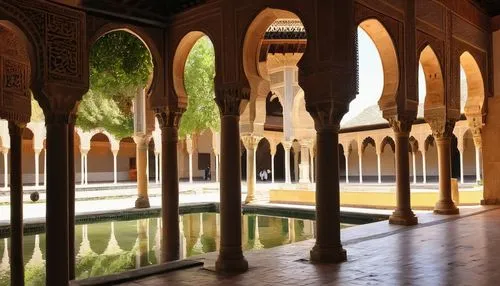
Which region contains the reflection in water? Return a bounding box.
[0,213,323,285]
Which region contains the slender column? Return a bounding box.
[377,152,382,184]
[293,147,299,182]
[283,141,292,184]
[186,135,194,183]
[134,135,150,208]
[215,153,220,182]
[68,122,76,280]
[388,118,418,225]
[158,109,183,262]
[344,150,350,183]
[34,149,41,188]
[9,122,24,286]
[270,145,276,183]
[242,135,261,204]
[80,152,85,185]
[412,151,417,184]
[159,152,162,184]
[422,150,427,184]
[3,149,8,189]
[155,152,159,183]
[113,150,118,184]
[358,149,363,183]
[309,103,346,263]
[433,121,459,214]
[46,115,70,285]
[299,142,311,183]
[84,153,88,185]
[309,147,315,183]
[459,150,464,184]
[475,146,481,183]
[215,89,248,273]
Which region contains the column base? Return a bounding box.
[434,200,459,215]
[135,197,150,208]
[310,244,347,263]
[215,249,248,273]
[389,209,418,226]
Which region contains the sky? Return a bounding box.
[341,27,467,124]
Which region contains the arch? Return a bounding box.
[172,31,212,104]
[357,19,399,109]
[361,137,376,153]
[242,8,305,89]
[420,45,445,114]
[409,136,419,153]
[0,8,42,91]
[256,138,271,179]
[460,51,485,120]
[424,135,435,152]
[88,24,161,95]
[380,136,395,153]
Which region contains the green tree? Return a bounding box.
[179,36,219,138]
[77,31,153,139]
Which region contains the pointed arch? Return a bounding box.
[420,45,445,115]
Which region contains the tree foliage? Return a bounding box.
[76,31,153,139]
[179,36,219,138]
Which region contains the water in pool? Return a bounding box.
[0,213,349,285]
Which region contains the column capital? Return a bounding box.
[428,119,456,140]
[156,107,185,129]
[241,135,262,150]
[306,100,347,132]
[215,86,250,116]
[269,143,277,156]
[387,115,413,136]
[133,134,152,149]
[282,140,293,150]
[111,149,119,156]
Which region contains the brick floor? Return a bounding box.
[120,207,500,286]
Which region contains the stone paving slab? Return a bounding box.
[116,206,500,286]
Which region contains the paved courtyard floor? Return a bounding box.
[118,206,500,286]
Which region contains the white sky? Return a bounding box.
[341,27,467,124]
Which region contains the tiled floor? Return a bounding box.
[120,207,500,286]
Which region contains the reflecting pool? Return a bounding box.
[0,213,352,285]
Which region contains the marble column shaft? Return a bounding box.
[9,122,24,286]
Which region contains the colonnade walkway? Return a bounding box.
[117,206,500,286]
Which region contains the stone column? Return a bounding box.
[242,135,261,204]
[43,150,46,187]
[134,135,150,208]
[155,152,159,184]
[112,150,118,184]
[157,108,183,262]
[270,144,276,183]
[83,151,89,185]
[358,148,363,183]
[309,102,346,263]
[309,147,315,183]
[294,149,299,182]
[412,151,417,184]
[9,122,24,286]
[283,141,292,184]
[299,142,311,184]
[186,135,194,183]
[45,114,70,285]
[214,153,220,182]
[80,151,85,185]
[2,149,8,189]
[214,88,248,273]
[344,150,350,183]
[432,120,459,214]
[388,118,418,225]
[68,122,76,280]
[474,136,482,183]
[422,149,427,184]
[376,151,382,184]
[34,149,41,188]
